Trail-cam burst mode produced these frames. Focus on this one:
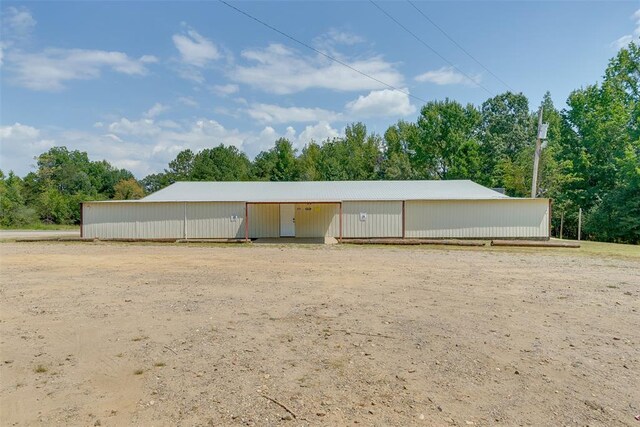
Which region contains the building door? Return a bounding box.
[279,204,295,237]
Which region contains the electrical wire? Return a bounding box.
[369,0,493,96]
[407,0,514,91]
[218,0,428,104]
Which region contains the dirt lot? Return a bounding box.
[0,241,638,426]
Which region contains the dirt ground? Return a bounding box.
[0,241,638,426]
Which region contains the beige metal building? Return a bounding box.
[82,180,551,240]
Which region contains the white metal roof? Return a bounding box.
[139,180,510,202]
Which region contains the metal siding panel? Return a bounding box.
[294,204,339,237]
[136,203,183,238]
[342,201,402,238]
[83,202,136,238]
[248,204,279,238]
[187,202,244,238]
[405,200,549,238]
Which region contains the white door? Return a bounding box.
[280,204,295,237]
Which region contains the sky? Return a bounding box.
[0,1,637,178]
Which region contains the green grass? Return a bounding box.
[340,237,639,260]
[565,239,640,260]
[133,369,144,375]
[0,224,79,231]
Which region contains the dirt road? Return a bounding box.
[0,242,638,426]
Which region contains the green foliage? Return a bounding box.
[552,43,640,241]
[253,138,300,181]
[0,147,135,226]
[479,92,535,188]
[413,99,483,181]
[0,171,38,227]
[190,145,252,181]
[380,121,418,179]
[114,178,145,200]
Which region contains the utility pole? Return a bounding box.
[531,106,547,198]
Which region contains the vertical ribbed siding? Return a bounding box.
[83,202,183,238]
[294,203,339,237]
[342,201,402,238]
[248,204,279,238]
[186,202,245,238]
[405,199,549,239]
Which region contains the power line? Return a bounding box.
[407,0,514,92]
[218,0,428,104]
[368,0,493,96]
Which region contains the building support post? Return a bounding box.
[548,199,552,240]
[245,202,249,242]
[183,202,187,240]
[80,202,83,238]
[339,202,343,242]
[402,200,406,239]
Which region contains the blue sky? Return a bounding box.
[0,1,637,177]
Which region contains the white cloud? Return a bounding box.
[2,6,36,39]
[297,121,340,145]
[612,9,640,50]
[178,96,199,108]
[345,89,416,118]
[415,66,481,86]
[212,83,239,96]
[7,48,156,91]
[232,43,404,94]
[247,103,341,124]
[144,103,168,118]
[172,28,220,67]
[324,29,365,46]
[107,118,161,137]
[0,111,343,177]
[0,123,55,173]
[313,28,365,52]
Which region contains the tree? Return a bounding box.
[298,142,323,181]
[114,178,145,200]
[413,100,483,181]
[380,121,418,180]
[0,171,38,227]
[312,123,381,180]
[190,145,253,181]
[253,138,300,181]
[167,149,195,181]
[552,43,640,241]
[140,173,173,194]
[479,92,535,188]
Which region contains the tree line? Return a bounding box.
[1,44,638,243]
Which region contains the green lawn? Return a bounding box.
[0,224,80,231]
[553,238,640,260]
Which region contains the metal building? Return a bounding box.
[81,180,551,240]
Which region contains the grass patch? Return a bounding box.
[154,362,166,367]
[133,369,144,375]
[131,336,148,342]
[0,224,80,231]
[571,240,640,260]
[34,364,48,373]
